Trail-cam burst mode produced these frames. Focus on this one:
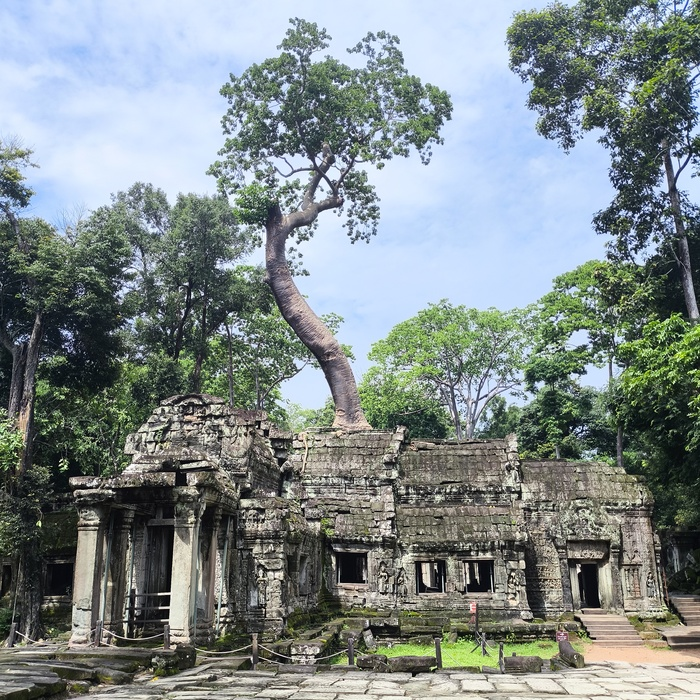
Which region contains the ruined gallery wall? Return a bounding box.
[288,430,532,620]
[291,429,402,611]
[520,460,659,617]
[394,438,529,620]
[65,395,664,643]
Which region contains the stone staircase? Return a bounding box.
[575,610,644,647]
[669,593,700,626]
[662,593,700,650]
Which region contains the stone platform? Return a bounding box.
[85,661,700,700]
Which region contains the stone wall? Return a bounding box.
[520,460,661,617]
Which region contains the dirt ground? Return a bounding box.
[582,643,700,664]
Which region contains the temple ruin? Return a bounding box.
[67,394,663,645]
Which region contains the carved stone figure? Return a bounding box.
[395,568,407,599]
[256,565,267,608]
[377,561,390,594]
[646,571,656,599]
[507,568,524,601]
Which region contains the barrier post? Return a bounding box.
[252,632,259,670]
[95,620,103,647]
[434,636,443,669]
[8,623,16,648]
[127,588,136,638]
[347,634,355,666]
[163,623,170,650]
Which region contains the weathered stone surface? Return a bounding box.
[502,654,543,674]
[355,654,389,671]
[387,655,436,674]
[557,639,585,668]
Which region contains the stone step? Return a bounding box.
[658,622,700,650]
[576,613,644,646]
[669,595,700,627]
[583,625,640,634]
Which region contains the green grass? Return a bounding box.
[332,638,588,668]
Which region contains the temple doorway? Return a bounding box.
[577,562,600,608]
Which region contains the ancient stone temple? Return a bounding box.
[68,394,662,645]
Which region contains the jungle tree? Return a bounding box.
[209,19,452,429]
[0,141,131,638]
[508,0,700,321]
[366,301,528,439]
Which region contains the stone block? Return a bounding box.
[356,654,389,672]
[387,655,436,674]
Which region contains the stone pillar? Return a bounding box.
[169,495,201,644]
[609,543,623,610]
[206,509,222,627]
[70,504,108,645]
[556,541,572,614]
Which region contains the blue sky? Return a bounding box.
[1,0,615,409]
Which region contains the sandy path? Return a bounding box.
[582,643,700,665]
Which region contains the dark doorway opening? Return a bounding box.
[578,563,600,608]
[45,561,74,597]
[142,524,174,620]
[464,560,495,593]
[336,552,367,584]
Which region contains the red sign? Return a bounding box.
[469,602,477,613]
[556,630,569,641]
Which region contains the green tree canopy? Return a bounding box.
[367,301,527,439]
[508,0,700,321]
[618,314,700,526]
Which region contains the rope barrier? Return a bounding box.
[440,646,462,667]
[194,644,252,655]
[103,629,165,642]
[314,648,348,661]
[258,644,295,661]
[12,631,52,647]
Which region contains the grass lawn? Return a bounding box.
[332,637,589,668]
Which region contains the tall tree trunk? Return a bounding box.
[16,531,43,641]
[662,142,700,322]
[1,205,44,640]
[265,206,370,430]
[609,359,624,469]
[17,312,43,477]
[616,423,624,470]
[225,322,235,407]
[7,342,27,417]
[173,282,193,361]
[192,296,208,393]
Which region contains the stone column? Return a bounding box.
[169,495,201,644]
[70,504,108,645]
[206,508,222,628]
[556,541,572,614]
[609,543,623,610]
